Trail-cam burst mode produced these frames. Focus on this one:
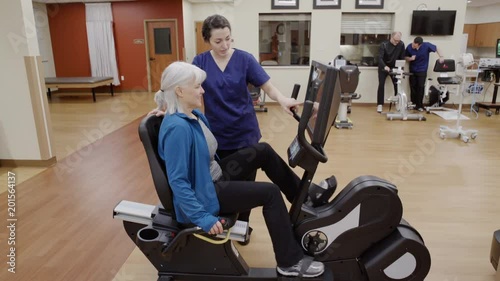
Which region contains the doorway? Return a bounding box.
[195,21,211,55]
[145,19,179,92]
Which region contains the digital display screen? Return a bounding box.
[304,61,341,146]
[496,39,500,58]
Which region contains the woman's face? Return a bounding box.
[179,79,205,110]
[208,27,232,57]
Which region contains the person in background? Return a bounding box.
[156,61,325,278]
[377,31,406,113]
[405,36,444,111]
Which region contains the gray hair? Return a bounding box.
[154,90,166,111]
[155,61,207,115]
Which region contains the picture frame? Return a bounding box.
[313,0,341,9]
[355,0,384,9]
[271,0,299,9]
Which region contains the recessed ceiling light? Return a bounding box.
[467,0,472,3]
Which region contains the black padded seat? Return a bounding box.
[433,59,462,85]
[138,115,176,219]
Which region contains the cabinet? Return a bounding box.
[463,24,476,47]
[474,22,500,47]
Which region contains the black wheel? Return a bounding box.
[158,275,174,281]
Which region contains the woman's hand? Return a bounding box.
[208,221,224,235]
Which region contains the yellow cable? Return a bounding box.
[193,228,232,244]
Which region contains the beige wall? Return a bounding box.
[0,0,54,161]
[184,0,468,103]
[465,4,500,24]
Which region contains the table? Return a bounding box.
[45,77,114,102]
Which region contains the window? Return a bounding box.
[259,13,311,66]
[339,13,394,67]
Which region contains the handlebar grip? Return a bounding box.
[291,84,301,99]
[218,216,236,230]
[291,84,301,122]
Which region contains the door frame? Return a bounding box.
[144,19,180,92]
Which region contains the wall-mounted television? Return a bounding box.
[497,39,500,58]
[410,10,457,36]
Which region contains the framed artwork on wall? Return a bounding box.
[271,0,299,9]
[313,0,341,9]
[355,0,384,9]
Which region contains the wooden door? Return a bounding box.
[195,21,211,55]
[146,20,179,92]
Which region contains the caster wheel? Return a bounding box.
[462,136,469,143]
[439,132,446,139]
[472,104,479,112]
[486,110,492,117]
[471,133,477,140]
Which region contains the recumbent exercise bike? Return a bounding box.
[113,60,431,281]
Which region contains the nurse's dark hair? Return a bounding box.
[202,14,231,42]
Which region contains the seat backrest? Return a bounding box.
[138,114,176,219]
[339,65,360,93]
[434,59,456,72]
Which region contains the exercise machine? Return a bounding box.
[249,84,268,112]
[437,56,479,143]
[331,57,361,129]
[386,60,426,121]
[113,60,431,281]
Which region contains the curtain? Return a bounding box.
[85,3,120,85]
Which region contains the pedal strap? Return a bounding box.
[298,256,314,278]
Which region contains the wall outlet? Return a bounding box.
[121,75,125,81]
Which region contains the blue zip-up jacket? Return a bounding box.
[158,109,219,232]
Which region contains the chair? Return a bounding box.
[425,59,460,114]
[138,114,176,218]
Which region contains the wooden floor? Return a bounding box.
[1,93,499,281]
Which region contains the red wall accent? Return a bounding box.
[47,0,184,91]
[48,3,91,77]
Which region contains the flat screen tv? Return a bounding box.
[496,39,500,58]
[410,10,457,36]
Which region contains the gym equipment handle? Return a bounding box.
[291,83,301,122]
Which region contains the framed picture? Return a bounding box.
[355,0,384,9]
[272,0,299,9]
[313,0,341,9]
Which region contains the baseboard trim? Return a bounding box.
[0,157,57,168]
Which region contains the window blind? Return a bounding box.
[341,13,393,34]
[259,13,311,22]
